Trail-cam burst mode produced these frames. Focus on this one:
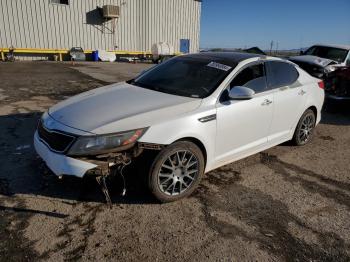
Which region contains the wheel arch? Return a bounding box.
[174,137,208,166]
[291,104,318,139]
[307,105,317,120]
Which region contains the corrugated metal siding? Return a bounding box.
[0,0,201,60]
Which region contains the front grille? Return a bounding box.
[37,121,76,153]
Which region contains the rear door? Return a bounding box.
[265,61,308,143]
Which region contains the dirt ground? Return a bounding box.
[0,61,349,262]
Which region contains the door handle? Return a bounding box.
[261,99,272,106]
[298,90,306,96]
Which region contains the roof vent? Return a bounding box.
[102,5,119,18]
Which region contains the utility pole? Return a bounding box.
[270,41,274,55]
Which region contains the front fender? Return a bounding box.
[139,109,217,172]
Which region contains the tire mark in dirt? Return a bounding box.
[260,152,350,210]
[319,135,335,141]
[192,159,350,261]
[39,202,104,261]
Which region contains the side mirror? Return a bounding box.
[229,86,255,100]
[299,50,304,55]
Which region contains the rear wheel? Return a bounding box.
[292,109,316,146]
[148,141,205,202]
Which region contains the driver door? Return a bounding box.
[215,62,274,165]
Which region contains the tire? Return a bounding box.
[148,141,205,203]
[292,109,316,146]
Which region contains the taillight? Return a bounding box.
[318,81,325,89]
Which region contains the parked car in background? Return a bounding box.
[324,66,350,100]
[34,52,324,202]
[289,44,350,100]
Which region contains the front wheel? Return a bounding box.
[292,109,316,146]
[148,141,205,203]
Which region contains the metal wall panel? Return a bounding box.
[0,0,201,60]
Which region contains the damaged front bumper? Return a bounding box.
[34,131,98,177]
[35,131,164,205]
[34,131,163,178]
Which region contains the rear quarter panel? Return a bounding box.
[295,68,325,125]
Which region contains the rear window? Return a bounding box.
[266,61,299,89]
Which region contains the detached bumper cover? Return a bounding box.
[34,131,97,177]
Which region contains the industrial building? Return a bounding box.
[0,0,201,60]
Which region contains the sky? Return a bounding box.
[200,0,350,50]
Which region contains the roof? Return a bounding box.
[313,44,350,50]
[183,51,263,66]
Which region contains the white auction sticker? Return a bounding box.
[207,62,232,71]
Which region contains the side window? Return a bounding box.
[266,61,299,89]
[230,63,267,93]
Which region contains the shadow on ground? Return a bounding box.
[321,99,350,125]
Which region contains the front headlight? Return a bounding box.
[68,128,147,156]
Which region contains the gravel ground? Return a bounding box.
[0,61,349,262]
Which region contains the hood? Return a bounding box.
[49,82,201,134]
[289,55,337,68]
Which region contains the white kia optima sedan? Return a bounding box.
[34,52,324,202]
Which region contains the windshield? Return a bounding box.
[305,46,348,63]
[129,56,236,98]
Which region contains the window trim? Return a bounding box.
[265,60,299,90]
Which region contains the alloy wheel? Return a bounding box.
[157,150,199,196]
[298,114,315,143]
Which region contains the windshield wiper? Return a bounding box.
[127,80,159,91]
[127,79,147,88]
[127,80,195,97]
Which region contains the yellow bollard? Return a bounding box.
[1,50,4,61]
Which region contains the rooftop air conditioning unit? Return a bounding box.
[102,5,120,18]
